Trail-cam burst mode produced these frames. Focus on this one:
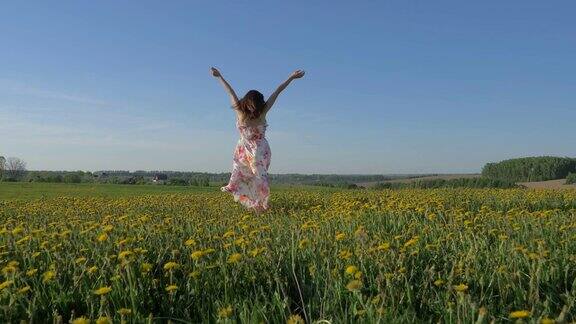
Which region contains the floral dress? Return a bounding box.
[221,119,271,210]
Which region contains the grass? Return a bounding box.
[0,184,575,322]
[0,182,214,200]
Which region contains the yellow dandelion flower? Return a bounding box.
[18,286,31,294]
[118,250,133,259]
[346,280,362,292]
[338,250,353,260]
[97,233,108,242]
[26,268,38,276]
[287,314,305,324]
[94,286,112,295]
[190,250,204,260]
[185,238,196,246]
[165,285,178,293]
[434,279,445,287]
[227,253,242,264]
[377,242,390,251]
[141,263,152,274]
[2,265,17,275]
[335,232,346,241]
[117,308,132,316]
[163,261,179,271]
[403,236,419,248]
[453,283,468,292]
[509,310,530,319]
[0,280,13,290]
[75,257,87,264]
[96,316,110,324]
[540,318,554,324]
[42,270,56,283]
[218,305,233,319]
[72,317,90,324]
[345,265,359,276]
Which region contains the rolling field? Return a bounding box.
[0,184,575,323]
[0,182,215,200]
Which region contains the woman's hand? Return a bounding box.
[290,69,305,80]
[211,67,222,77]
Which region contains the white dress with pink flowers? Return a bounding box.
[221,120,271,210]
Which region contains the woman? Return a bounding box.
[211,67,305,211]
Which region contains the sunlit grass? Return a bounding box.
[0,187,575,322]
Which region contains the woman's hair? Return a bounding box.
[234,90,266,120]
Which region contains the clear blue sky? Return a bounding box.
[1,1,574,174]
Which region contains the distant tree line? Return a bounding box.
[373,177,519,190]
[482,156,576,182]
[0,156,27,182]
[567,173,576,185]
[2,169,438,187]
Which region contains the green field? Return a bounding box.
[0,182,216,200]
[0,183,575,322]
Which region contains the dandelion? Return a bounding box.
[345,265,359,276]
[509,310,530,319]
[0,280,13,290]
[338,250,353,260]
[227,253,242,264]
[18,286,31,294]
[26,268,38,276]
[2,265,17,275]
[141,263,152,274]
[75,257,87,264]
[97,233,108,242]
[118,250,133,259]
[72,317,90,324]
[117,308,132,316]
[42,270,56,283]
[96,316,110,324]
[335,232,346,241]
[191,250,204,260]
[287,314,305,324]
[403,236,419,248]
[165,285,178,293]
[346,280,362,292]
[185,238,196,246]
[377,242,390,251]
[94,286,112,295]
[218,305,233,319]
[453,283,468,292]
[163,261,179,271]
[434,279,445,287]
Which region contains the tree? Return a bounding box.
[0,156,5,179]
[5,157,27,181]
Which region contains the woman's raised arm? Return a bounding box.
[264,69,305,113]
[211,67,239,107]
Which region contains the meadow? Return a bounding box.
[0,184,575,323]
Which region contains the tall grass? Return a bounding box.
[0,188,575,322]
